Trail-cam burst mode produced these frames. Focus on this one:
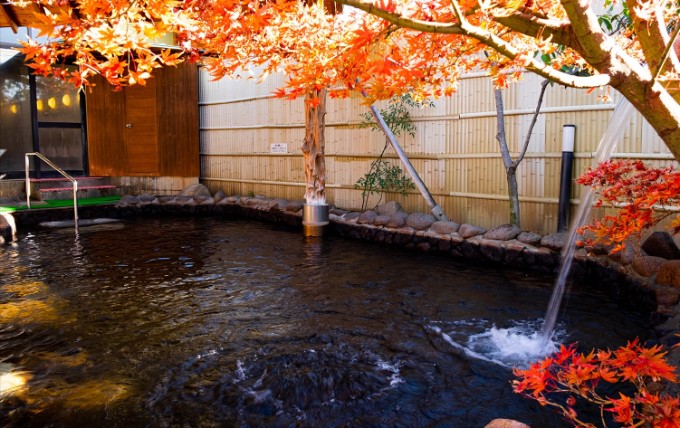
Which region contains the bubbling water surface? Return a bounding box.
[0,217,651,427]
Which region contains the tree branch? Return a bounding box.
[514,78,549,167]
[558,0,611,68]
[337,0,610,88]
[652,24,680,82]
[626,0,679,81]
[494,88,512,169]
[493,11,573,48]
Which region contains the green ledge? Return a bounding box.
[0,195,122,213]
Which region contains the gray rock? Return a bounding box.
[330,208,349,216]
[517,231,542,246]
[608,244,635,265]
[358,210,377,225]
[632,256,667,277]
[242,197,263,207]
[197,196,215,205]
[138,193,156,202]
[386,212,408,228]
[286,200,304,213]
[406,213,436,230]
[157,195,175,204]
[268,198,289,211]
[503,240,528,265]
[484,224,521,241]
[480,239,504,262]
[655,286,680,307]
[225,196,240,204]
[431,220,460,235]
[642,232,680,260]
[459,224,486,239]
[172,196,196,206]
[656,260,680,287]
[344,212,361,221]
[213,190,227,203]
[374,215,391,226]
[178,183,211,198]
[540,232,568,251]
[117,194,140,206]
[375,201,404,217]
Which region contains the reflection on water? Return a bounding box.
[0,217,651,427]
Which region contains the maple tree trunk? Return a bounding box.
[506,169,520,227]
[495,89,521,228]
[302,89,327,205]
[615,79,680,161]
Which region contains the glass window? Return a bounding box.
[38,128,83,172]
[0,53,31,175]
[37,73,82,123]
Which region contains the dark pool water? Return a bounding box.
[0,217,651,427]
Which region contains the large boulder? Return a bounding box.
[656,260,680,287]
[344,212,361,221]
[286,200,304,213]
[386,212,408,228]
[517,231,542,246]
[431,220,460,235]
[375,201,404,217]
[632,256,667,277]
[540,232,568,251]
[642,232,680,260]
[459,224,486,239]
[406,213,436,230]
[484,224,521,241]
[268,198,289,211]
[374,214,391,226]
[178,183,211,198]
[213,190,227,203]
[358,210,377,225]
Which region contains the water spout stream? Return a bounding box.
[540,98,636,340]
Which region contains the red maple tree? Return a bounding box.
[513,339,680,427]
[576,160,680,253]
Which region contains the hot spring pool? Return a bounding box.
[0,217,651,427]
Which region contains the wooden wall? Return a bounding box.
[157,64,200,176]
[87,62,199,177]
[86,79,126,176]
[198,71,678,235]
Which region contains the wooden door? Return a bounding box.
[125,80,159,175]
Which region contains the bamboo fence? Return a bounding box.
[198,71,676,235]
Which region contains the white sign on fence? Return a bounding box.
[270,143,288,154]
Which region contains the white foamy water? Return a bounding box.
[430,321,562,368]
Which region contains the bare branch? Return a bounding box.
[494,88,512,169]
[514,79,549,167]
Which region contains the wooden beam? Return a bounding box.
[0,3,19,33]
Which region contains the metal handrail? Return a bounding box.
[25,152,79,232]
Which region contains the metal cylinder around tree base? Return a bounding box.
[302,204,329,237]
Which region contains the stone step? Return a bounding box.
[28,177,121,201]
[38,185,120,201]
[30,176,108,189]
